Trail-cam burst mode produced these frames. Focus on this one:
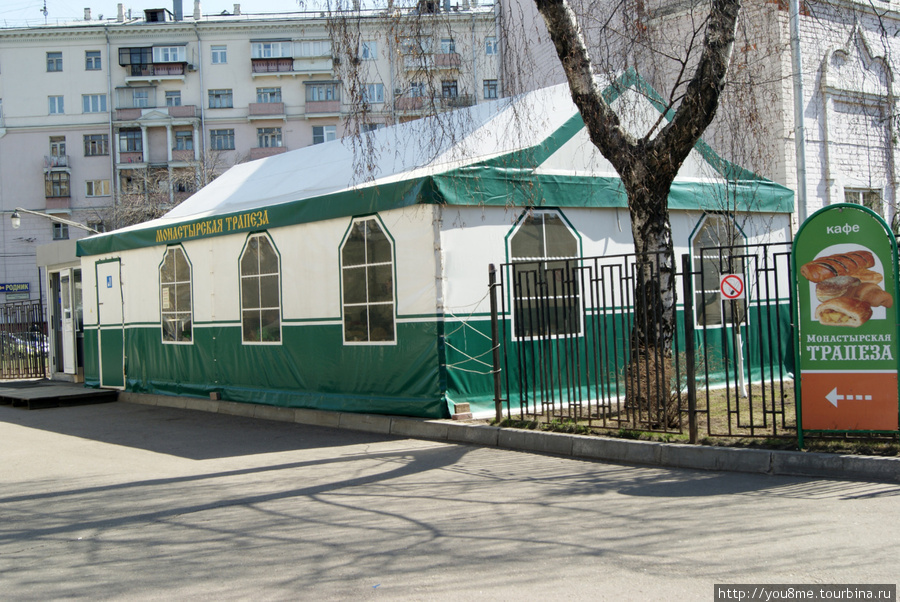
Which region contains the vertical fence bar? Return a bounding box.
[489,264,503,423]
[681,254,699,444]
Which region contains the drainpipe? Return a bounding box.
[105,25,118,221]
[194,23,208,185]
[790,0,808,226]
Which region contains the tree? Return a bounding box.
[533,0,742,357]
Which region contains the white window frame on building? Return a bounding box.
[47,51,63,72]
[844,188,884,217]
[84,134,109,156]
[85,50,101,70]
[118,129,143,152]
[442,80,458,98]
[362,83,384,104]
[312,125,336,145]
[211,45,227,64]
[485,36,497,55]
[360,40,378,60]
[484,79,498,99]
[52,222,69,241]
[297,40,331,57]
[48,95,65,114]
[174,130,193,151]
[240,232,282,344]
[165,91,182,107]
[82,94,107,113]
[306,83,339,102]
[208,88,233,109]
[160,246,193,344]
[340,216,396,344]
[440,38,456,54]
[256,87,282,103]
[46,172,70,198]
[210,129,235,150]
[257,127,283,148]
[152,45,186,63]
[251,40,292,59]
[85,179,111,197]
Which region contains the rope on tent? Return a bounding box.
[442,291,501,376]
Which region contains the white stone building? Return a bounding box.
[0,0,501,305]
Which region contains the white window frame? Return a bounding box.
[306,83,339,102]
[49,95,65,114]
[360,40,377,60]
[174,130,193,151]
[485,37,497,55]
[844,187,884,217]
[211,45,227,64]
[297,40,332,57]
[152,46,186,63]
[256,87,282,103]
[240,233,282,344]
[210,128,235,150]
[160,246,194,344]
[251,41,292,59]
[165,91,182,107]
[484,79,498,99]
[257,127,283,148]
[440,38,455,54]
[208,89,233,109]
[82,94,107,113]
[312,125,336,145]
[341,216,396,345]
[85,50,102,70]
[85,179,111,197]
[362,83,385,104]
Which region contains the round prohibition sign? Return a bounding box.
[720,274,745,300]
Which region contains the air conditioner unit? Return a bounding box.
[186,64,196,71]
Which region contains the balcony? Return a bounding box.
[119,152,145,164]
[442,94,475,108]
[249,146,287,160]
[43,155,70,170]
[395,96,425,111]
[248,102,286,120]
[252,58,295,75]
[403,55,435,71]
[171,149,195,163]
[434,53,461,69]
[124,62,187,83]
[45,197,71,211]
[306,100,341,115]
[115,105,198,122]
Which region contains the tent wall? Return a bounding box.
[82,205,450,418]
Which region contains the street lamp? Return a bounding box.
[9,207,99,234]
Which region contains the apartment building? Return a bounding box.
[0,0,501,304]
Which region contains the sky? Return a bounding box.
[0,0,313,28]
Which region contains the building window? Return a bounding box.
[692,214,745,327]
[341,217,395,343]
[47,51,63,72]
[240,233,281,343]
[485,37,497,55]
[48,96,65,114]
[484,79,498,99]
[88,221,106,233]
[174,131,193,151]
[440,38,456,54]
[152,46,186,63]
[845,188,883,217]
[45,172,70,198]
[297,40,331,57]
[442,80,458,98]
[84,134,109,156]
[257,127,282,148]
[85,179,111,197]
[306,83,339,102]
[256,87,282,103]
[49,136,66,158]
[312,125,336,145]
[211,45,227,64]
[208,89,233,108]
[509,211,580,338]
[133,89,150,108]
[85,50,101,70]
[362,83,384,104]
[210,129,235,150]
[118,129,142,152]
[409,82,426,97]
[251,41,291,59]
[361,123,384,133]
[160,246,193,343]
[53,222,69,241]
[165,91,182,107]
[82,94,107,113]
[360,40,377,60]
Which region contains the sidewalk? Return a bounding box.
[119,391,900,483]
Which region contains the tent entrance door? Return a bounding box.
[96,259,125,389]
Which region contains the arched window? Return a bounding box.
[692,214,746,327]
[240,233,281,343]
[509,210,580,337]
[341,217,395,343]
[159,246,192,343]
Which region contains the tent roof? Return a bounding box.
[78,70,793,257]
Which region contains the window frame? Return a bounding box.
[45,172,70,198]
[174,130,194,151]
[485,37,498,55]
[256,87,282,103]
[82,93,107,113]
[306,83,339,102]
[484,79,498,99]
[159,245,194,344]
[165,91,182,107]
[312,125,336,145]
[256,127,283,148]
[47,51,63,72]
[844,187,884,217]
[690,213,748,329]
[52,222,69,241]
[508,209,582,339]
[208,88,233,109]
[84,133,109,156]
[210,129,235,150]
[152,46,186,63]
[251,41,292,59]
[239,232,282,345]
[85,179,111,197]
[211,45,227,64]
[85,50,102,70]
[362,83,385,105]
[360,40,378,60]
[340,216,397,345]
[48,95,65,115]
[118,129,143,153]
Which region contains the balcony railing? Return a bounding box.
[171,149,195,162]
[306,100,341,114]
[394,94,475,112]
[434,53,461,69]
[43,155,69,169]
[119,152,145,164]
[248,102,286,117]
[45,197,71,211]
[442,94,475,108]
[168,105,197,118]
[252,58,294,73]
[125,63,186,77]
[114,105,198,121]
[249,146,287,160]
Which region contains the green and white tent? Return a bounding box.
[78,71,794,418]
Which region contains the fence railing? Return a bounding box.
[0,300,48,380]
[489,243,796,440]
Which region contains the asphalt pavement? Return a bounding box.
[1,400,898,600]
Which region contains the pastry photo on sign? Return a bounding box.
[801,246,893,327]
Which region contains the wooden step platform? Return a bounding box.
[0,381,118,410]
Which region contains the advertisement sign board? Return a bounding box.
[793,204,900,440]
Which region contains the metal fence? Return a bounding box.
[0,300,48,380]
[489,242,796,440]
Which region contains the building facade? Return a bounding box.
[0,1,501,307]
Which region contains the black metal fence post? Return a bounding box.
[489,264,503,422]
[681,254,699,444]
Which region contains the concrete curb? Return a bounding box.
[118,393,900,483]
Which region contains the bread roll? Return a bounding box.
[852,282,893,308]
[814,297,873,327]
[816,276,861,302]
[800,250,878,283]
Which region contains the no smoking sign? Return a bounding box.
[719,274,745,300]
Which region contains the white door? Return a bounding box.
[60,269,76,374]
[96,260,125,389]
